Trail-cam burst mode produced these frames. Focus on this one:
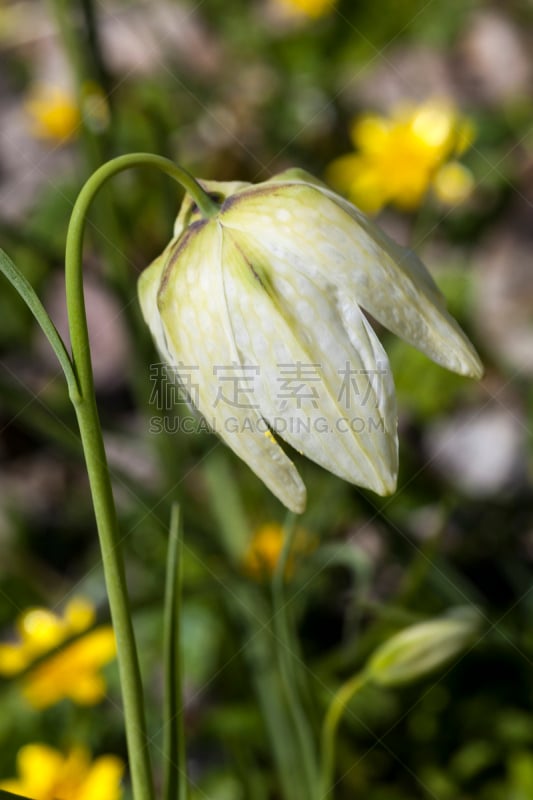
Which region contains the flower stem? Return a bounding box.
[70,387,155,800]
[163,504,187,800]
[272,517,318,798]
[203,455,307,800]
[319,672,367,800]
[65,153,219,800]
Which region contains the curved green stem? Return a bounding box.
[319,672,367,800]
[65,153,218,800]
[66,154,218,394]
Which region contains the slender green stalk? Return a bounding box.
[319,671,367,800]
[78,0,111,93]
[203,458,309,800]
[71,391,155,800]
[64,153,218,800]
[272,517,318,798]
[230,582,307,800]
[203,451,251,565]
[163,504,187,800]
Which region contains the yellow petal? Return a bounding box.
[22,627,116,709]
[433,162,475,205]
[277,0,335,18]
[0,643,30,675]
[70,627,117,666]
[350,114,390,154]
[17,744,65,795]
[63,597,95,634]
[18,608,66,653]
[78,756,124,800]
[410,101,455,150]
[25,84,80,141]
[67,671,106,704]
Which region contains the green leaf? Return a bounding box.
[203,451,251,564]
[0,249,80,400]
[163,504,187,800]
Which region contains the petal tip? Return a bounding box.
[287,491,307,515]
[371,469,398,497]
[466,354,484,381]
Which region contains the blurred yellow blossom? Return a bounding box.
[277,0,335,19]
[0,743,123,800]
[327,100,476,213]
[0,597,116,709]
[25,84,81,141]
[243,523,315,579]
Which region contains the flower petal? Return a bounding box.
[138,251,175,364]
[218,225,398,495]
[151,220,307,513]
[222,177,483,379]
[78,755,124,800]
[17,744,65,795]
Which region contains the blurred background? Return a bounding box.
[0,0,532,798]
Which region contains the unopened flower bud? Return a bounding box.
[364,608,481,687]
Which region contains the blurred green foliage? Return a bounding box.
[0,0,532,797]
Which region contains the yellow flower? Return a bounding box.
[25,84,80,142]
[243,522,314,579]
[327,100,476,214]
[0,597,116,709]
[276,0,336,18]
[0,743,124,800]
[138,168,482,513]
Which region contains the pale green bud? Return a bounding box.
[138,169,482,513]
[364,608,481,687]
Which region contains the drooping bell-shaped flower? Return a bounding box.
[138,169,482,513]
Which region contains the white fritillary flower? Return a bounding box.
[138,169,482,513]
